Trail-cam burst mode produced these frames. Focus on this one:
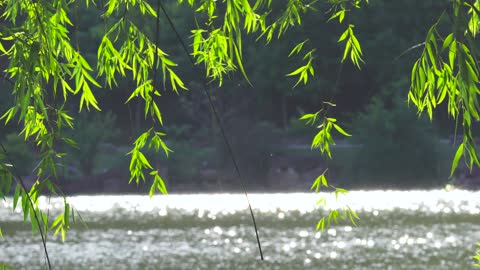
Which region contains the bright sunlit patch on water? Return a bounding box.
[227,229,236,237]
[445,236,455,243]
[0,190,476,219]
[298,230,309,237]
[416,237,427,244]
[367,239,375,247]
[197,209,205,218]
[213,226,223,235]
[158,208,167,216]
[327,228,337,237]
[289,241,297,249]
[399,235,409,245]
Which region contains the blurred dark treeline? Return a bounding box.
[1,0,475,192]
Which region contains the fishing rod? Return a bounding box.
[155,0,264,260]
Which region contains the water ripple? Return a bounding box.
[0,190,479,270]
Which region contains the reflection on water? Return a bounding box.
[0,190,479,269]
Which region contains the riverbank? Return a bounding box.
[16,139,480,194]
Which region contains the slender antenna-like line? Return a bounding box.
[0,143,52,270]
[0,74,52,270]
[393,42,426,63]
[156,1,264,260]
[152,0,161,92]
[325,62,344,115]
[153,0,178,253]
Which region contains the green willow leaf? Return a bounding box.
[451,143,464,176]
[288,40,308,57]
[12,185,20,210]
[475,243,480,267]
[0,262,12,270]
[316,217,326,232]
[287,66,306,76]
[442,33,454,51]
[333,123,352,137]
[316,198,326,206]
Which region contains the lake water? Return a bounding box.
[0,190,479,269]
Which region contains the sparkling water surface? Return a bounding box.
[0,190,479,269]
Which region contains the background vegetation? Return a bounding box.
[0,0,461,191]
[1,0,480,268]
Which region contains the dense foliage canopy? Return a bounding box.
[0,0,480,268]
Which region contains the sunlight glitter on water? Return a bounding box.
[0,190,479,224]
[1,189,473,214]
[0,190,479,270]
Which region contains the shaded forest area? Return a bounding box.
[0,0,475,192]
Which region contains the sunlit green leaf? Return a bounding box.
[288,40,308,57]
[332,123,351,136]
[316,217,325,232]
[451,143,464,177]
[0,262,12,270]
